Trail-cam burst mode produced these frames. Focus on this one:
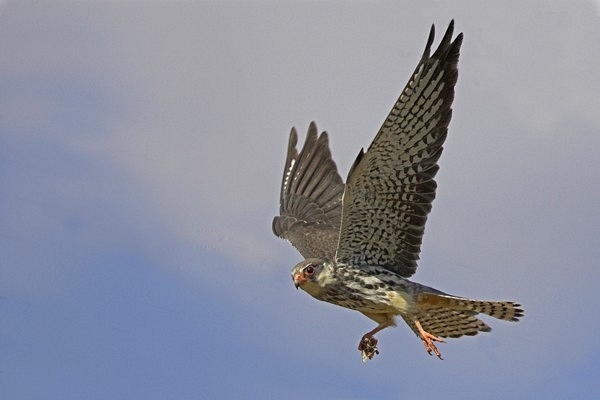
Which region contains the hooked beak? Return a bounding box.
[293,273,306,290]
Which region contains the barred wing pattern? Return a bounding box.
[336,21,463,277]
[273,122,345,260]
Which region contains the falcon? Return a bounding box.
[273,21,523,361]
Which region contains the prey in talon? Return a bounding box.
[359,337,379,363]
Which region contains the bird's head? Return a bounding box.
[291,258,333,297]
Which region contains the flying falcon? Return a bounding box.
[273,21,523,361]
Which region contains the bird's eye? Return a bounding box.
[304,265,315,275]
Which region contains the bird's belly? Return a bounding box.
[318,287,412,315]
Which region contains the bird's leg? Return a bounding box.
[414,320,445,360]
[358,325,386,362]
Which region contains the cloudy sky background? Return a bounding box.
[1,1,599,399]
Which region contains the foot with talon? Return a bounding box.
[415,320,446,359]
[358,336,379,362]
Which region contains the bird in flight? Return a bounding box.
[273,21,523,361]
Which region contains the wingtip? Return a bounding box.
[424,20,460,57]
[440,20,456,48]
[286,127,299,163]
[423,20,463,61]
[288,126,299,146]
[423,24,436,58]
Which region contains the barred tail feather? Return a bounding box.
[402,309,490,338]
[417,293,524,322]
[402,292,524,338]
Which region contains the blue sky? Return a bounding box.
[1,1,599,399]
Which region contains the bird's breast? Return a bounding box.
[312,266,415,314]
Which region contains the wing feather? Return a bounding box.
[273,122,345,260]
[336,21,463,277]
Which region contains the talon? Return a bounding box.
[415,320,445,360]
[358,335,377,350]
[358,336,379,362]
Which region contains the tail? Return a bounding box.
[402,293,524,338]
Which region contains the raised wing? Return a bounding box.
[335,21,463,277]
[273,121,345,260]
